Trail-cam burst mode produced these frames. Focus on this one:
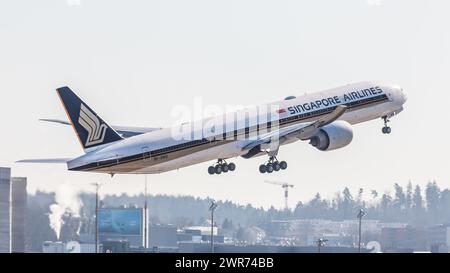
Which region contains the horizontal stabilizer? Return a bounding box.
[16,158,72,164]
[40,118,161,138]
[39,118,71,125]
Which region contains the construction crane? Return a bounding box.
[264,180,294,210]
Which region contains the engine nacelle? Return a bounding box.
[309,121,353,151]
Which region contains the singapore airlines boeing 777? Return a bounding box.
[18,81,407,175]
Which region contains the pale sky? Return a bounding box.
[1,0,449,209]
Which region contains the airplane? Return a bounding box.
[18,81,407,175]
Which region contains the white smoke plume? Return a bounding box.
[48,183,82,240]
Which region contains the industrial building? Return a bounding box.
[149,224,178,248]
[380,226,427,253]
[11,177,27,253]
[0,167,28,253]
[0,167,11,253]
[427,224,450,253]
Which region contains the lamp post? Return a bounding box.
[357,208,366,253]
[144,175,148,250]
[209,201,218,253]
[316,238,328,253]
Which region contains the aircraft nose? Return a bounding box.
[398,86,407,104]
[390,84,407,104]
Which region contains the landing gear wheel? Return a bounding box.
[208,159,236,175]
[222,164,229,173]
[259,164,267,173]
[382,116,392,134]
[273,162,281,172]
[259,156,288,174]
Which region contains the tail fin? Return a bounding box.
[56,86,122,151]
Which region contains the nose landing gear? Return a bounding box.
[259,156,287,174]
[382,116,392,134]
[208,159,236,175]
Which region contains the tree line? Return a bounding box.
[25,181,450,252]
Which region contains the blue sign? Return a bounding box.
[98,209,142,236]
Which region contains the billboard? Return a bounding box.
[98,208,142,236]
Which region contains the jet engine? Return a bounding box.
[308,120,353,151]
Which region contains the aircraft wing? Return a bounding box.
[242,105,347,152]
[39,119,161,138]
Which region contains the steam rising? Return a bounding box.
[48,184,82,240]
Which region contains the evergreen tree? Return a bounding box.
[439,189,450,224]
[371,190,378,199]
[393,183,406,221]
[293,201,304,219]
[412,185,425,226]
[406,181,413,220]
[341,187,354,219]
[356,188,364,208]
[235,225,245,241]
[222,218,231,229]
[380,193,393,221]
[425,181,441,225]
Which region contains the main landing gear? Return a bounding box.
[382,116,392,134]
[208,159,236,175]
[259,156,287,174]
